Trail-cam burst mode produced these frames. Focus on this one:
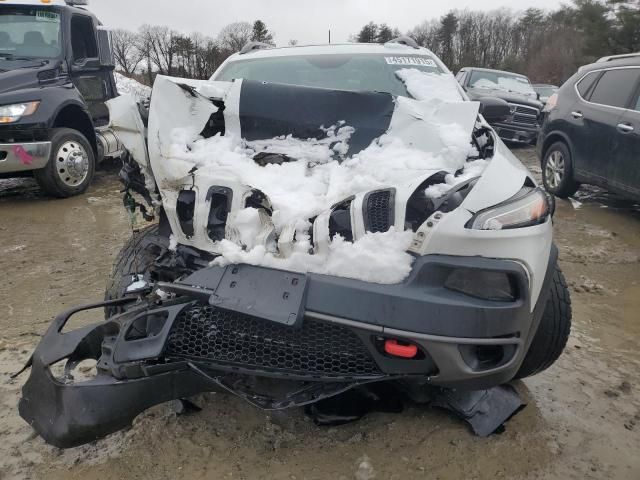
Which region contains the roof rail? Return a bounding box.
[597,52,640,63]
[385,36,420,50]
[65,0,89,5]
[239,41,273,55]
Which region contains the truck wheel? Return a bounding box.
[34,128,95,198]
[105,224,166,318]
[542,142,579,199]
[515,267,572,379]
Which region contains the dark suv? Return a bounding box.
[456,67,543,144]
[537,54,640,201]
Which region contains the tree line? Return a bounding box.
[113,1,639,86]
[355,0,640,84]
[112,20,276,84]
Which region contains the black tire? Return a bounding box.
[542,141,579,199]
[34,128,96,198]
[515,267,572,379]
[105,224,165,318]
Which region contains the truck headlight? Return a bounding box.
[467,187,551,230]
[0,101,40,124]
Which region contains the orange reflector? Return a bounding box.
[384,339,418,359]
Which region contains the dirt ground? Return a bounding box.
[1,148,639,480]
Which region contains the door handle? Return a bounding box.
[571,111,583,119]
[617,123,634,133]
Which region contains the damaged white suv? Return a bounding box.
[18,39,571,447]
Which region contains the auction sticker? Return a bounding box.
[385,56,437,67]
[36,11,60,22]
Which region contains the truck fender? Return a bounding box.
[51,101,97,155]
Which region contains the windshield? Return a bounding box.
[0,7,62,60]
[469,70,536,97]
[214,53,447,98]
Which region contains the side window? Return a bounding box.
[634,93,640,112]
[576,72,599,99]
[70,15,97,62]
[589,68,640,109]
[455,71,465,84]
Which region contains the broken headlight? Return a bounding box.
[467,187,550,230]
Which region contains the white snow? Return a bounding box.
[114,72,152,100]
[213,227,416,284]
[395,69,463,102]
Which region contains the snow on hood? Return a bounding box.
[109,70,517,284]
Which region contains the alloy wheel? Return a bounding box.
[545,150,565,189]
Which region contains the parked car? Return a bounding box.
[533,84,559,105]
[456,67,544,145]
[18,39,571,448]
[0,0,123,197]
[537,53,640,201]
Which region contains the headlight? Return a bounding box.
[0,101,40,124]
[467,187,551,230]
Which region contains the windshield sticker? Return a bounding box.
[385,56,437,67]
[36,11,60,22]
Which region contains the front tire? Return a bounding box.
[34,128,95,198]
[542,141,579,198]
[515,267,572,379]
[105,224,166,318]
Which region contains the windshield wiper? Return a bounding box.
[0,53,44,61]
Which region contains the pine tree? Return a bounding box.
[251,20,274,45]
[357,22,379,43]
[376,24,394,43]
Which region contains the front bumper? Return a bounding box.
[492,121,539,145]
[0,141,51,174]
[19,248,558,448]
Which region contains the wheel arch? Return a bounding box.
[52,103,97,155]
[540,130,574,164]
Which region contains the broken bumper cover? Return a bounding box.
[19,248,557,448]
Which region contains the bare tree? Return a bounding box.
[139,25,179,77]
[217,22,253,53]
[112,29,143,75]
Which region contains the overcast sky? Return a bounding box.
[89,0,565,45]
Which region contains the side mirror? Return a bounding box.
[478,97,511,123]
[97,26,115,68]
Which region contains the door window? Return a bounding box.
[589,68,640,109]
[576,71,600,99]
[70,15,97,62]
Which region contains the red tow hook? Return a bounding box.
[384,339,419,359]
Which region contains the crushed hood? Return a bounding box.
[109,73,528,284]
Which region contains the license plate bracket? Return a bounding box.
[209,265,308,327]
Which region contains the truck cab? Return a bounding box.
[0,0,122,197]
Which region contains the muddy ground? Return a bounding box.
[0,148,639,480]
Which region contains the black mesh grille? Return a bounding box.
[166,305,381,378]
[365,190,394,233]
